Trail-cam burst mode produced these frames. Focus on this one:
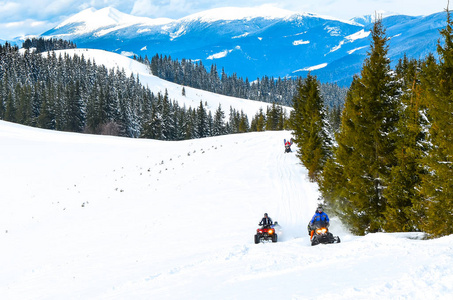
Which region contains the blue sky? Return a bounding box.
[0,0,448,40]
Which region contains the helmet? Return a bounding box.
[317,205,323,213]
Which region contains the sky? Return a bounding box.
[0,0,449,40]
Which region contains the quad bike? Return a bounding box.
[310,225,340,246]
[255,223,278,244]
[285,144,292,153]
[284,138,293,153]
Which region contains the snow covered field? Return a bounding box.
[1,120,452,299]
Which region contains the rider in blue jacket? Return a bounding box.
[308,205,330,235]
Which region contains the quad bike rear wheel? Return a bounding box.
[254,234,260,244]
[272,233,278,243]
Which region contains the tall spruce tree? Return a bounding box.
[161,91,175,140]
[213,104,226,136]
[5,90,16,122]
[238,111,250,133]
[64,80,85,132]
[290,74,332,182]
[250,108,266,132]
[383,56,426,232]
[420,9,453,237]
[197,101,208,138]
[320,18,399,234]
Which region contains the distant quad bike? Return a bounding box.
[310,225,340,246]
[284,138,293,153]
[284,144,292,153]
[255,223,278,244]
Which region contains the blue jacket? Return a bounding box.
[310,211,329,227]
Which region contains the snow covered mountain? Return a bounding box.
[40,6,447,86]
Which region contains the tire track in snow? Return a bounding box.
[272,141,320,240]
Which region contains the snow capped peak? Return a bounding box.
[55,7,173,34]
[180,4,298,23]
[52,5,360,37]
[56,7,121,29]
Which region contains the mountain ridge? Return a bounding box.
[38,6,447,86]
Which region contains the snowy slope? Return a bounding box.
[1,120,452,299]
[50,48,279,119]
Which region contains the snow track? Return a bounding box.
[268,140,319,241]
[1,121,453,299]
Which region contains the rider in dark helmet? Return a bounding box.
[259,213,273,228]
[307,205,330,235]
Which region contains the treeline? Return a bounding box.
[291,13,453,238]
[0,43,288,140]
[22,37,76,53]
[135,53,348,108]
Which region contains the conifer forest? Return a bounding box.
[290,14,453,237]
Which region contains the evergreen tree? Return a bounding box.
[170,101,181,140]
[383,56,426,232]
[38,91,56,129]
[176,104,188,140]
[238,111,250,133]
[420,9,453,237]
[327,104,342,134]
[30,82,43,126]
[265,103,279,130]
[290,74,332,182]
[0,79,5,119]
[38,80,56,129]
[185,107,196,139]
[64,80,85,132]
[250,108,266,132]
[5,90,16,122]
[161,90,175,140]
[15,84,33,125]
[207,111,213,136]
[85,83,101,133]
[213,104,226,136]
[197,101,208,138]
[228,107,239,134]
[320,18,399,234]
[143,93,163,139]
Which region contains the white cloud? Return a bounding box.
[131,0,192,18]
[0,19,54,39]
[276,0,447,20]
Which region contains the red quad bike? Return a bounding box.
[255,225,278,244]
[310,225,340,246]
[284,138,293,153]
